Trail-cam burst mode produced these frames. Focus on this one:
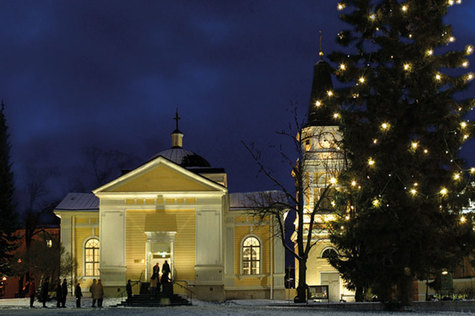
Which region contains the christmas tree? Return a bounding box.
[323,0,475,305]
[0,101,19,276]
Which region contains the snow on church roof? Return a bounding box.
[55,193,99,211]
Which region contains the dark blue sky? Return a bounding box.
[0,0,473,212]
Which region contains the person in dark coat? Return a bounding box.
[61,279,67,307]
[28,278,36,308]
[40,279,49,308]
[90,279,97,307]
[96,279,104,308]
[126,280,132,306]
[55,280,62,308]
[162,260,170,279]
[74,283,82,308]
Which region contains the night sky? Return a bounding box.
[0,0,473,214]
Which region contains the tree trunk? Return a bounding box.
[294,257,307,303]
[398,274,413,306]
[355,286,364,302]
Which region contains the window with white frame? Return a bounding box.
[84,238,100,276]
[242,236,260,275]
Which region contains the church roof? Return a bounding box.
[55,193,99,211]
[149,148,211,168]
[307,59,335,126]
[229,191,287,210]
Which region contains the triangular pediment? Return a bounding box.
[93,156,226,194]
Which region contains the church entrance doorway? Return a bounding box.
[145,231,176,281]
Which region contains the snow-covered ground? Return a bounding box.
[0,297,471,315]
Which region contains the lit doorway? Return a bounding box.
[145,232,175,281]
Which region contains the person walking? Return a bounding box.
[55,280,62,308]
[74,282,82,308]
[96,279,104,308]
[126,280,132,306]
[90,279,97,307]
[28,278,36,308]
[40,278,49,308]
[61,279,67,308]
[153,263,159,277]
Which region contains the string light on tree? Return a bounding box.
[327,90,334,97]
[440,187,448,195]
[333,112,341,119]
[460,216,466,223]
[330,177,337,184]
[410,188,417,196]
[315,100,322,107]
[368,158,375,166]
[435,73,442,81]
[339,63,346,71]
[426,49,434,56]
[403,63,412,71]
[401,4,408,12]
[466,45,473,55]
[411,141,418,150]
[359,76,366,84]
[372,199,381,207]
[351,180,357,187]
[466,73,474,81]
[462,60,469,68]
[380,122,390,131]
[337,2,345,10]
[369,14,376,21]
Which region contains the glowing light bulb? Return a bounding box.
[368,158,375,166]
[470,167,475,173]
[315,100,322,107]
[423,149,429,154]
[426,49,433,56]
[351,180,357,187]
[414,182,419,187]
[327,90,334,97]
[435,73,442,81]
[337,2,345,10]
[463,134,469,140]
[373,138,378,144]
[359,76,365,83]
[403,63,411,71]
[330,177,337,184]
[466,45,473,55]
[448,36,455,42]
[372,199,380,207]
[410,188,417,196]
[440,188,448,195]
[331,201,336,207]
[345,215,350,220]
[381,122,390,130]
[462,61,469,68]
[461,122,467,128]
[453,173,461,180]
[401,4,408,12]
[466,73,474,81]
[339,63,346,70]
[460,216,466,223]
[333,113,340,119]
[369,14,376,21]
[411,142,418,149]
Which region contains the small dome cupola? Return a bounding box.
[171,110,184,148]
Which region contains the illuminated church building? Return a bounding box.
[54,51,353,301]
[54,114,286,301]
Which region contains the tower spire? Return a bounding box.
[171,109,184,148]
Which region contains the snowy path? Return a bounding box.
[0,298,471,315]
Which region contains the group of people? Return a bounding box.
[89,279,104,308]
[27,278,100,309]
[150,260,171,296]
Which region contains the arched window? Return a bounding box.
[84,238,100,276]
[242,236,260,275]
[321,248,338,259]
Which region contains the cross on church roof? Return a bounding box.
[173,109,181,132]
[319,30,324,59]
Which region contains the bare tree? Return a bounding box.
[243,107,344,302]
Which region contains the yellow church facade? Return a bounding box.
[54,128,286,301]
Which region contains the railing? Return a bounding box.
[173,279,197,304]
[115,272,143,299]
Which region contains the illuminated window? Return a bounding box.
[242,236,260,275]
[84,238,100,276]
